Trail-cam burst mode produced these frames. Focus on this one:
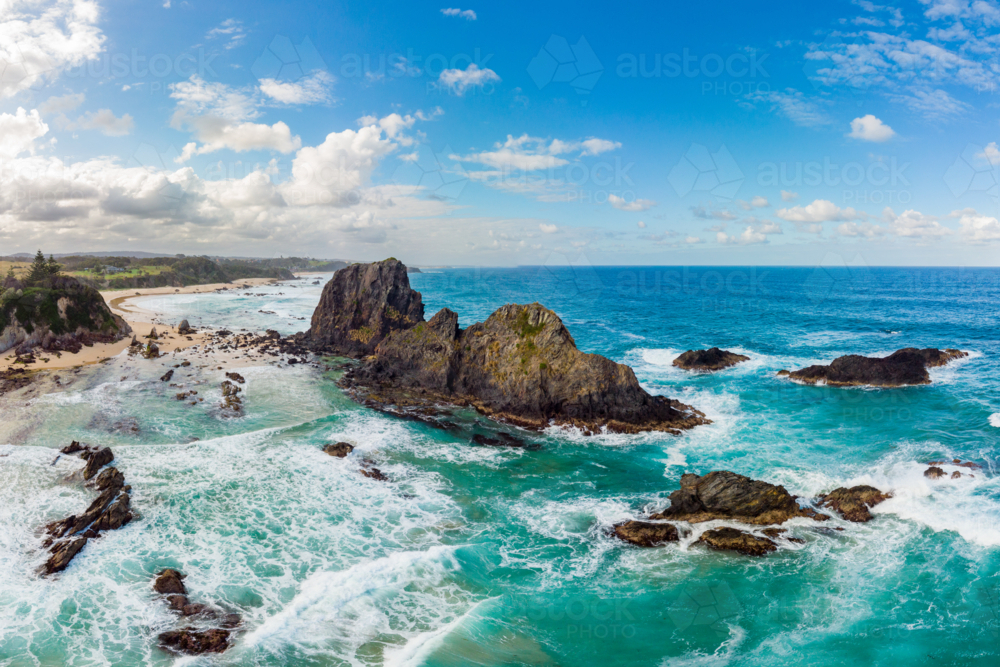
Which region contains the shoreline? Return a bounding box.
[0,276,292,373]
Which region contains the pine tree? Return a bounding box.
[4,265,14,281]
[46,254,61,276]
[27,250,48,285]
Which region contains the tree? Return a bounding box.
[27,250,49,285]
[4,265,14,281]
[46,254,61,276]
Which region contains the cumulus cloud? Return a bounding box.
[780,190,798,202]
[837,221,886,238]
[637,220,646,228]
[0,107,49,157]
[608,194,656,211]
[285,125,397,206]
[437,63,500,95]
[738,195,769,210]
[453,133,620,173]
[692,206,737,220]
[259,70,335,105]
[882,206,952,238]
[717,218,783,245]
[951,207,1000,242]
[0,0,105,99]
[539,223,558,233]
[68,108,134,136]
[776,199,864,223]
[440,7,476,19]
[848,114,896,142]
[39,92,85,114]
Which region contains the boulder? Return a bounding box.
[673,347,749,371]
[612,520,680,547]
[322,442,354,457]
[160,370,174,382]
[94,466,125,493]
[785,348,966,387]
[816,485,890,522]
[307,259,424,357]
[924,466,946,479]
[158,629,230,655]
[43,536,88,574]
[360,466,389,481]
[698,527,777,556]
[82,447,113,480]
[143,342,160,359]
[224,372,245,384]
[154,569,188,596]
[649,471,827,525]
[177,320,192,334]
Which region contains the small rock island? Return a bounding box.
[673,347,749,371]
[301,259,708,435]
[779,348,967,387]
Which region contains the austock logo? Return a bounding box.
[527,35,603,103]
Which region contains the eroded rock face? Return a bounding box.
[785,348,966,387]
[344,291,708,435]
[817,486,890,522]
[698,527,777,556]
[673,348,749,371]
[307,259,424,357]
[649,471,827,525]
[612,520,680,547]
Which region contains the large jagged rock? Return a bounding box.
[817,486,890,523]
[612,520,680,547]
[698,527,777,556]
[782,348,967,387]
[673,347,749,371]
[159,629,230,655]
[344,298,708,435]
[649,471,827,525]
[0,275,131,355]
[306,259,423,357]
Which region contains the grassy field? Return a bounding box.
[67,265,173,279]
[0,261,29,278]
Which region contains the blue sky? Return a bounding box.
[3,0,1000,265]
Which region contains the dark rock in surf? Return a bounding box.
[785,348,966,387]
[816,485,890,523]
[158,628,230,655]
[82,447,113,480]
[471,432,528,448]
[649,471,828,526]
[160,370,174,382]
[698,527,777,556]
[924,466,946,479]
[43,536,88,574]
[612,520,680,547]
[154,569,187,596]
[673,347,749,371]
[322,442,354,457]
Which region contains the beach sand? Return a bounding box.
[0,277,282,372]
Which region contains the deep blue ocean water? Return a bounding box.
[1,266,999,666]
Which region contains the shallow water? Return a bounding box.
[2,267,999,666]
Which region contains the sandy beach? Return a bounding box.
[0,277,282,372]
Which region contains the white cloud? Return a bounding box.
[837,221,886,237]
[848,114,896,142]
[437,63,500,95]
[0,0,105,99]
[440,7,476,19]
[259,70,335,105]
[0,107,49,157]
[608,194,656,211]
[206,18,246,50]
[539,223,558,233]
[453,133,620,173]
[692,205,737,220]
[780,190,798,202]
[882,206,952,237]
[69,108,134,136]
[637,220,646,228]
[685,235,704,244]
[888,89,968,120]
[738,195,769,209]
[747,89,829,126]
[776,199,864,222]
[951,207,1000,241]
[39,92,85,114]
[285,125,396,206]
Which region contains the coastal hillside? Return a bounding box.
[65,256,297,290]
[1,253,130,355]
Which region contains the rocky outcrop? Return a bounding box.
[322,442,354,457]
[153,569,240,655]
[612,520,680,547]
[673,348,749,371]
[781,348,967,387]
[924,466,946,479]
[816,486,890,522]
[220,380,243,416]
[306,259,423,357]
[41,442,133,575]
[648,471,828,525]
[698,527,778,556]
[0,275,130,355]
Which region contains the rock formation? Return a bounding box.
[781,348,967,387]
[698,527,777,556]
[152,568,240,654]
[612,520,680,547]
[41,442,134,575]
[648,471,828,525]
[0,275,131,355]
[673,347,749,371]
[322,442,354,457]
[816,486,890,522]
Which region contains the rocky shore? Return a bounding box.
[673,347,749,371]
[779,348,967,387]
[300,259,708,435]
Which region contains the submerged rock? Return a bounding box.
[160,370,174,382]
[924,466,946,479]
[673,347,749,371]
[784,348,966,387]
[471,432,528,448]
[816,486,891,522]
[649,471,827,526]
[322,442,354,457]
[698,527,777,556]
[329,262,708,435]
[612,520,680,547]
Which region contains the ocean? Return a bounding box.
[1,266,998,666]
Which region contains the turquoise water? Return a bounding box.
[2,266,999,666]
